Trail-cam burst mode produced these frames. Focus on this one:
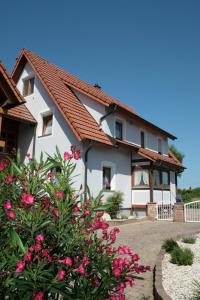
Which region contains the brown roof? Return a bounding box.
[12,49,112,145]
[7,104,36,124]
[0,62,24,107]
[0,62,36,124]
[11,49,181,168]
[138,147,183,168]
[112,138,183,169]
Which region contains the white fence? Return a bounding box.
[157,203,174,220]
[184,200,200,222]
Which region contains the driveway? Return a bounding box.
[116,220,200,299]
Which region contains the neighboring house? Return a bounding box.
[0,49,184,216]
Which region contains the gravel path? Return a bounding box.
[162,234,200,300]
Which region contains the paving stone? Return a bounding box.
[115,220,200,299]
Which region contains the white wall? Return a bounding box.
[18,123,35,161]
[132,190,150,204]
[87,145,132,208]
[16,63,84,192]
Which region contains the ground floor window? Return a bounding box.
[132,167,149,187]
[103,166,111,190]
[132,166,170,189]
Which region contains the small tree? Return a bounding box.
[169,145,185,163]
[105,191,124,219]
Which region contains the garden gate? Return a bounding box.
[184,200,200,222]
[156,203,174,221]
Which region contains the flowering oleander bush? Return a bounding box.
[0,146,149,300]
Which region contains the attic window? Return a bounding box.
[42,114,53,136]
[158,138,162,154]
[115,121,123,140]
[140,131,145,148]
[23,77,35,96]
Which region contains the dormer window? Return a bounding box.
[158,138,162,154]
[140,131,145,148]
[23,77,35,96]
[115,121,123,140]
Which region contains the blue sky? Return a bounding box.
[0,0,199,188]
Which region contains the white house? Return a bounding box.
[0,49,184,216]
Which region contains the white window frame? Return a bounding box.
[39,109,54,137]
[101,161,116,191]
[22,73,35,97]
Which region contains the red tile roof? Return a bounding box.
[0,62,36,124]
[0,62,24,106]
[138,147,183,168]
[12,49,112,145]
[11,49,181,168]
[7,104,36,124]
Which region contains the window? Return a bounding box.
[115,121,123,140]
[162,171,169,187]
[153,170,161,187]
[158,138,162,154]
[133,168,149,187]
[103,167,111,190]
[140,131,145,148]
[23,77,35,96]
[42,114,53,136]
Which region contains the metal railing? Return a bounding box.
[184,200,200,222]
[157,203,174,220]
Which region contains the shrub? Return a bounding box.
[0,147,149,300]
[105,191,124,219]
[162,239,179,253]
[170,247,194,266]
[182,236,196,244]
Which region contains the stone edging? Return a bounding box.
[107,217,148,226]
[154,230,200,300]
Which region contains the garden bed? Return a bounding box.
[162,233,200,300]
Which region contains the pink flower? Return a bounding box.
[64,257,72,267]
[74,264,85,275]
[33,290,44,300]
[5,175,13,184]
[84,210,90,216]
[4,200,12,210]
[58,270,66,281]
[24,251,32,262]
[53,209,60,217]
[126,276,135,287]
[43,197,50,206]
[113,267,121,278]
[99,199,104,205]
[82,256,90,266]
[74,149,81,160]
[48,172,53,179]
[56,191,63,199]
[0,160,8,171]
[16,261,25,273]
[96,211,104,218]
[73,206,79,213]
[26,153,31,159]
[7,210,16,219]
[64,152,71,160]
[34,244,42,252]
[132,254,139,261]
[35,234,44,243]
[21,194,34,205]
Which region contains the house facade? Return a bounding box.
[0,49,184,216]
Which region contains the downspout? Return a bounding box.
[32,125,37,160]
[99,103,117,126]
[130,150,133,216]
[84,141,93,201]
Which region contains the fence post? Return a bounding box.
[147,202,157,220]
[173,202,185,222]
